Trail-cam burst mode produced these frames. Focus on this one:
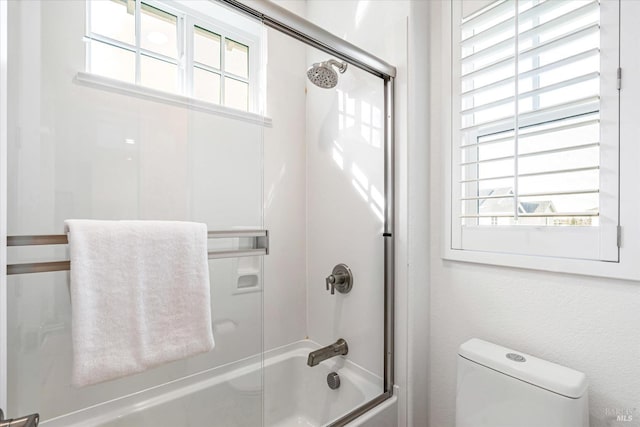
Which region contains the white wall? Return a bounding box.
[305,49,385,377]
[428,2,640,427]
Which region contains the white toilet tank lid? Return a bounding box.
[458,338,588,399]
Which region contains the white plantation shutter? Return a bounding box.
[451,0,619,261]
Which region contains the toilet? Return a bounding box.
[455,339,589,427]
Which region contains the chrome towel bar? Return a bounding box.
[6,229,269,275]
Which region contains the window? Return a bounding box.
[450,0,619,261]
[86,0,255,112]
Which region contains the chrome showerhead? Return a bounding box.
[306,59,348,89]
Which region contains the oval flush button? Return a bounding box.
[506,353,526,362]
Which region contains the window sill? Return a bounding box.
[74,72,272,127]
[442,247,640,282]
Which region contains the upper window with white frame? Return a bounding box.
[450,0,620,261]
[86,0,257,112]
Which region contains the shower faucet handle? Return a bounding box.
[325,274,335,294]
[325,273,343,295]
[325,273,345,295]
[325,264,353,295]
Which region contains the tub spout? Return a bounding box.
[307,339,349,367]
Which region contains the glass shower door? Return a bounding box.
[261,22,387,427]
[2,0,267,425]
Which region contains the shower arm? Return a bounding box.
[325,59,348,73]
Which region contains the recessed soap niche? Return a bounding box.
[233,256,261,294]
[230,228,262,295]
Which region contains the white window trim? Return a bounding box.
[84,0,264,116]
[439,0,640,281]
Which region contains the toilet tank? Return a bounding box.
[455,339,589,427]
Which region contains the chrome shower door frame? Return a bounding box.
[217,1,397,425]
[0,0,8,413]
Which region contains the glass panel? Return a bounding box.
[7,1,265,425]
[519,193,599,225]
[141,3,178,58]
[519,169,599,194]
[518,146,599,175]
[224,78,248,111]
[262,36,386,425]
[90,0,135,45]
[477,194,515,217]
[518,114,599,154]
[225,39,249,78]
[140,55,178,93]
[458,1,517,226]
[90,40,135,83]
[194,26,221,69]
[474,158,514,180]
[193,67,221,104]
[516,0,601,224]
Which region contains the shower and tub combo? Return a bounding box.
[1,0,395,426]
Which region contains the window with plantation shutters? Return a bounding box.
[450,0,620,261]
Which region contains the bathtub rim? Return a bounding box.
[40,339,383,427]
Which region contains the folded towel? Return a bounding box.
[64,220,214,387]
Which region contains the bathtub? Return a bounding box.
[41,340,393,427]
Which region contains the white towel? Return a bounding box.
[64,220,215,387]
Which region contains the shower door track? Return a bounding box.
[217,1,397,426]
